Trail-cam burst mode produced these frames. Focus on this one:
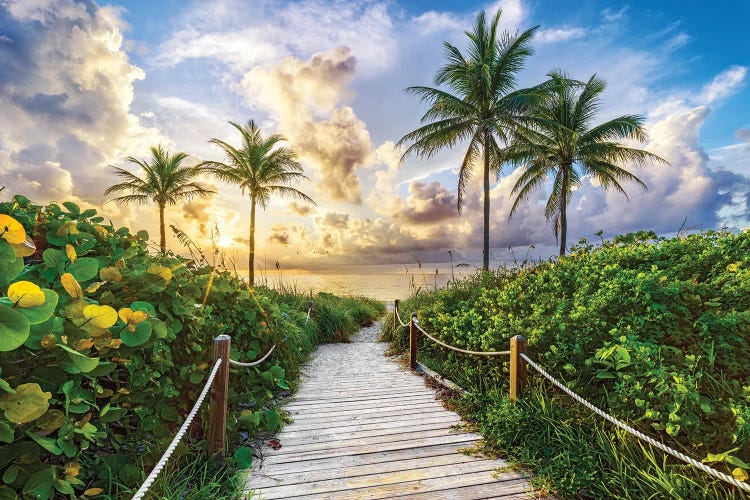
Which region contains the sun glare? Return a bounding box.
[217,235,233,248]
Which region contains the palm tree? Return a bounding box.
[397,9,539,270]
[508,72,668,256]
[104,145,214,253]
[200,121,315,286]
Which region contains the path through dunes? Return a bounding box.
[243,322,534,499]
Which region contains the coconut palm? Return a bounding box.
[104,145,214,253]
[508,72,668,256]
[200,120,315,285]
[397,9,539,270]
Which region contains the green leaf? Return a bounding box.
[41,249,65,271]
[2,465,20,484]
[63,202,80,215]
[121,320,152,347]
[130,301,156,316]
[0,384,51,424]
[68,257,98,282]
[0,304,30,351]
[0,289,58,325]
[57,344,100,373]
[0,257,23,288]
[23,467,55,500]
[233,447,253,469]
[0,422,13,443]
[0,486,18,500]
[263,409,280,432]
[27,432,63,455]
[0,241,15,264]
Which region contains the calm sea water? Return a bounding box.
[260,269,465,302]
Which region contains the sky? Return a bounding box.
[0,0,748,272]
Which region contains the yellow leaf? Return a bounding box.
[0,214,26,244]
[85,282,104,293]
[11,235,36,257]
[63,461,81,478]
[0,383,51,424]
[118,308,149,331]
[99,266,122,282]
[65,244,77,263]
[83,487,103,496]
[7,281,45,307]
[93,225,109,237]
[108,339,123,349]
[733,467,748,482]
[82,304,117,329]
[56,221,78,236]
[40,334,57,349]
[73,338,94,351]
[61,273,83,299]
[147,264,172,282]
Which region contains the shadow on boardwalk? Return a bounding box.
[244,322,535,499]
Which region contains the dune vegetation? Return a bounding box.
[0,193,383,499]
[383,230,750,498]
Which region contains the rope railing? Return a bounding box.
[521,353,750,494]
[229,344,276,367]
[396,298,750,494]
[413,319,510,357]
[132,359,223,500]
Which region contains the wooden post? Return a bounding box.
[208,334,231,457]
[394,299,400,327]
[409,312,419,370]
[509,335,527,402]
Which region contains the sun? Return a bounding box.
[217,235,234,248]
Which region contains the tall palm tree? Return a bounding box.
[508,72,668,256]
[104,145,214,253]
[397,9,539,270]
[200,121,315,286]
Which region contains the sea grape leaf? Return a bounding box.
[0,304,30,351]
[58,345,100,373]
[0,384,51,424]
[121,320,152,347]
[68,258,98,282]
[233,447,253,469]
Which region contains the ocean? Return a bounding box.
[258,267,467,302]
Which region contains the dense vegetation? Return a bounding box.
[0,194,383,499]
[383,230,750,498]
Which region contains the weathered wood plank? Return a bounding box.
[251,460,508,498]
[251,452,480,489]
[243,322,532,498]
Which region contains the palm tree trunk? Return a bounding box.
[482,128,490,271]
[249,195,256,286]
[158,204,166,254]
[559,165,569,256]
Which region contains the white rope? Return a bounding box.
[305,301,313,324]
[394,306,409,327]
[413,319,510,357]
[520,353,750,493]
[229,344,276,367]
[132,359,223,499]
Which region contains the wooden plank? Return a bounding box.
[393,480,532,499]
[252,459,506,498]
[265,427,470,456]
[261,434,479,464]
[250,451,481,489]
[276,416,462,443]
[287,401,446,420]
[286,407,455,427]
[284,394,437,411]
[286,392,436,407]
[253,442,478,475]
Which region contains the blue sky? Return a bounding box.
[0,0,748,269]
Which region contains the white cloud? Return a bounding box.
[536,27,586,44]
[601,6,629,23]
[697,65,747,104]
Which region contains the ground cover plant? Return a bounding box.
[0,193,383,499]
[382,230,750,498]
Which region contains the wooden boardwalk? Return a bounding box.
[244,324,531,499]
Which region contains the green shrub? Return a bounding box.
[386,230,750,497]
[0,194,381,499]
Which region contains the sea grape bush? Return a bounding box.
[0,194,383,499]
[385,230,750,475]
